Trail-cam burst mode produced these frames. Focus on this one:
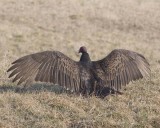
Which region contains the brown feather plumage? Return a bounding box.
[7,47,150,97]
[93,49,150,91]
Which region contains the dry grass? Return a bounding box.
[0,0,160,127]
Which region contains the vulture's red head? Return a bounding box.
[79,46,87,53]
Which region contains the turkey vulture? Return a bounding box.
[7,46,150,96]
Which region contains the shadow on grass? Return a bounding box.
[0,84,123,98]
[0,84,64,94]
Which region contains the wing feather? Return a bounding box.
[43,63,50,82]
[93,49,150,91]
[7,51,81,92]
[50,66,54,83]
[17,63,39,85]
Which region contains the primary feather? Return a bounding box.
[7,46,150,96]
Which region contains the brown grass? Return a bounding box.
[0,0,160,127]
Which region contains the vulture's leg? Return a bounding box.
[79,80,87,96]
[85,79,93,96]
[89,80,97,96]
[93,81,97,96]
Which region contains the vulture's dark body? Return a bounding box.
[7,47,150,97]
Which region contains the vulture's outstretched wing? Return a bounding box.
[7,51,81,92]
[93,49,150,91]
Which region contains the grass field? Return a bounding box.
[0,0,160,127]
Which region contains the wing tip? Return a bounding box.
[12,59,20,64]
[7,66,14,72]
[8,72,15,78]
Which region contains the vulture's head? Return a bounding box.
[79,46,87,53]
